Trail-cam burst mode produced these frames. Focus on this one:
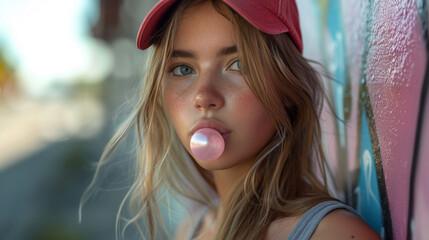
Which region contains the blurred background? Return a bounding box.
[0,0,159,239]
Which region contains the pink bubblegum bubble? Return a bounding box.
[190,128,225,162]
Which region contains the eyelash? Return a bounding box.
[168,59,241,76]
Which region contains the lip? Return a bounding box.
[190,119,232,138]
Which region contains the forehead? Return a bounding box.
[173,2,236,51]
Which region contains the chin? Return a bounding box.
[195,160,236,171]
[193,153,255,171]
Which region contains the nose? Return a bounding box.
[193,75,225,111]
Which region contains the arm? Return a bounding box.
[266,209,381,240]
[310,209,381,240]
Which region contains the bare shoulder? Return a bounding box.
[174,213,194,240]
[311,209,381,240]
[265,209,381,240]
[174,207,206,240]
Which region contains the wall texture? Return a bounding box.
[299,0,428,239]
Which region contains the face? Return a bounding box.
[162,2,276,171]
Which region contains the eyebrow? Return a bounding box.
[217,45,237,56]
[170,45,237,58]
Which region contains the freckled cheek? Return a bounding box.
[232,91,276,137]
[163,85,192,137]
[163,82,184,110]
[232,91,265,119]
[164,89,180,115]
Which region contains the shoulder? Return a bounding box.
[310,209,381,240]
[174,213,194,240]
[266,203,381,240]
[174,206,208,240]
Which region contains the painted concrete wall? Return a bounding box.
[298,0,428,239]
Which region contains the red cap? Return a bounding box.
[136,0,303,53]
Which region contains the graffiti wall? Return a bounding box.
[298,0,429,239]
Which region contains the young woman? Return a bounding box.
[84,0,381,239]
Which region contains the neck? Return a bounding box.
[212,159,255,208]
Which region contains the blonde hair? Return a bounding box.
[81,0,333,239]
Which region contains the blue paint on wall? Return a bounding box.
[326,0,348,134]
[355,109,385,238]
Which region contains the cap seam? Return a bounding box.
[277,0,283,17]
[261,0,280,21]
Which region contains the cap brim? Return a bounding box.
[136,0,177,50]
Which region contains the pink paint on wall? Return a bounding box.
[365,1,427,239]
[299,0,429,237]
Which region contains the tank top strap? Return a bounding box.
[286,200,358,240]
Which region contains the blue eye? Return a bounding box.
[229,60,241,71]
[172,65,194,76]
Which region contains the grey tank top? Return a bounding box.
[286,200,358,240]
[189,200,358,240]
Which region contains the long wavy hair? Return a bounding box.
[81,0,334,239]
